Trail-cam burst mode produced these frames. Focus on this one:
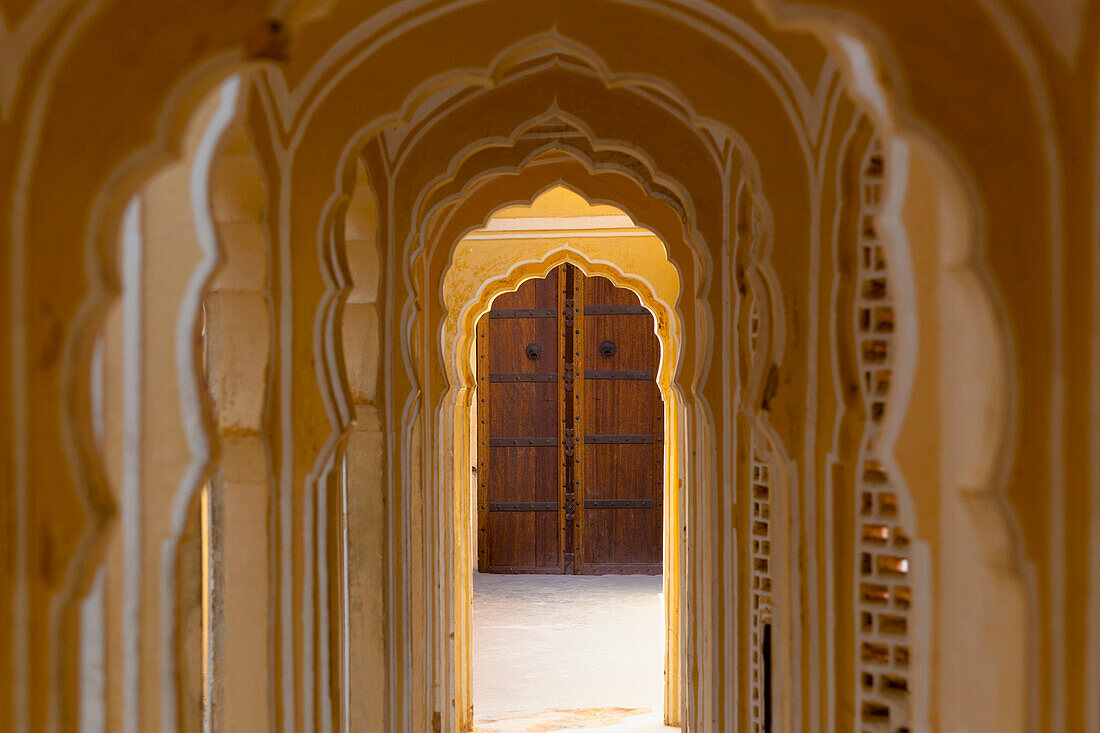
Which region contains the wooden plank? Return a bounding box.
[487,383,558,437]
[490,277,558,311]
[487,280,559,378]
[486,512,535,567]
[486,445,558,567]
[586,384,658,435]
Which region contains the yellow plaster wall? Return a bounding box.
[7,2,1100,731]
[489,186,630,219]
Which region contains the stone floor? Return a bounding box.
[471,573,679,732]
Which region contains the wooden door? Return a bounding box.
[476,268,563,573]
[476,264,662,574]
[575,274,663,573]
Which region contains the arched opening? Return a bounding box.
[341,87,730,726]
[201,86,277,732]
[440,185,686,729]
[80,79,247,732]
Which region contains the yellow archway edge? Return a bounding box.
[441,240,684,727]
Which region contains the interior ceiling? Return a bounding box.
[371,53,735,176]
[282,0,835,99]
[253,0,843,184]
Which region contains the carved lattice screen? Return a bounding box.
[853,139,913,733]
[749,303,774,733]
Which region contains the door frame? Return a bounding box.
[444,247,687,726]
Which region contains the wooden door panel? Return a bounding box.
[584,508,614,565]
[583,444,660,500]
[584,508,662,566]
[492,274,559,310]
[582,442,663,568]
[486,316,558,374]
[486,512,537,568]
[584,312,658,370]
[486,511,560,571]
[583,275,638,308]
[584,380,658,435]
[486,445,559,502]
[478,267,566,574]
[482,440,561,571]
[576,274,663,574]
[487,382,558,437]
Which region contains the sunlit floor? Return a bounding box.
[472,573,678,732]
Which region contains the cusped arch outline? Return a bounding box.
[269,0,834,158]
[440,216,688,731]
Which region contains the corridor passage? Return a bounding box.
[472,573,676,732]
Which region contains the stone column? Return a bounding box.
[337,166,386,730]
[204,111,275,732]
